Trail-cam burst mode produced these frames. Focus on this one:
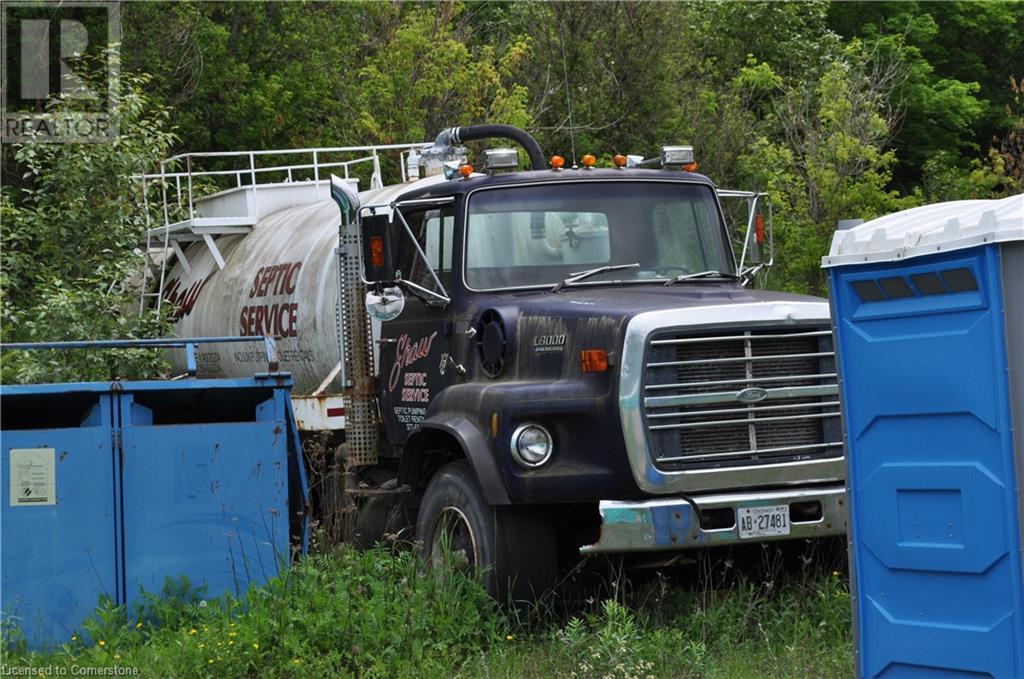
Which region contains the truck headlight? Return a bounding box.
[510,423,553,468]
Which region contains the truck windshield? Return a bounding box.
[465,181,732,290]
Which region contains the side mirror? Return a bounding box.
[717,190,773,284]
[360,212,395,284]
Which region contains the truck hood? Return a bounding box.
[485,283,826,323]
[471,283,830,383]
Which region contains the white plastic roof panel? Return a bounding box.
[822,193,1024,267]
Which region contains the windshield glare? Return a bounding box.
[465,181,732,290]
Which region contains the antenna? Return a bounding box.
[557,18,577,166]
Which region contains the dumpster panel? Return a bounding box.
[119,388,292,607]
[831,244,1024,678]
[1,394,118,647]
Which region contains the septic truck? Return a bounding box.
[139,124,845,600]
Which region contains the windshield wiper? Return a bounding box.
[552,263,640,293]
[664,270,739,286]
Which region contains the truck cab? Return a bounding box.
[348,127,845,600]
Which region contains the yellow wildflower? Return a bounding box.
[71,635,78,641]
[252,643,259,651]
[228,631,237,638]
[292,659,302,665]
[208,659,214,665]
[506,634,514,641]
[114,655,121,662]
[98,639,106,647]
[136,622,143,629]
[189,628,198,636]
[228,640,234,646]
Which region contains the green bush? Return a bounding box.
[5,547,506,678]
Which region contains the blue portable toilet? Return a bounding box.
[824,194,1024,678]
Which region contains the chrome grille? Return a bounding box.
[643,327,842,470]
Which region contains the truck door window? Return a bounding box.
[396,207,454,292]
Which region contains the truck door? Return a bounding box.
[377,204,456,443]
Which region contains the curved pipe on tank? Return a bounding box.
[432,124,546,170]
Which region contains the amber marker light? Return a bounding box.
[491,412,499,438]
[684,162,699,172]
[370,236,385,267]
[459,164,474,178]
[581,154,597,168]
[580,349,609,373]
[550,155,565,169]
[613,154,628,168]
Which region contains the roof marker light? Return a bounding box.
[582,154,597,168]
[613,154,628,168]
[459,164,474,178]
[550,155,565,170]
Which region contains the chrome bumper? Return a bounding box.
[581,485,847,554]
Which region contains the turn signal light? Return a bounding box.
[370,236,385,267]
[580,349,609,373]
[459,164,474,178]
[613,154,628,168]
[550,155,565,169]
[582,154,597,168]
[755,213,765,244]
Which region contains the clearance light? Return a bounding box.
[580,349,609,373]
[491,412,499,438]
[582,154,597,168]
[755,213,765,244]
[613,154,628,168]
[684,162,699,172]
[459,164,474,178]
[550,155,565,170]
[370,236,385,267]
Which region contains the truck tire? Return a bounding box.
[354,495,410,549]
[416,460,556,603]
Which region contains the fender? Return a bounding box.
[403,414,511,505]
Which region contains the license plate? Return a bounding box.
[737,505,790,539]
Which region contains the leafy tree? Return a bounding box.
[1,68,176,383]
[737,43,916,296]
[828,1,1024,185]
[353,3,532,145]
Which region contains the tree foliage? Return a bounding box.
[1,69,175,383]
[2,1,1021,382]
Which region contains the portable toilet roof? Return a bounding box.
[822,193,1023,267]
[824,193,1024,678]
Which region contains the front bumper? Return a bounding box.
[581,485,846,554]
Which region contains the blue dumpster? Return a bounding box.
[824,194,1024,678]
[1,338,308,649]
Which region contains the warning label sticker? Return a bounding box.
[9,448,56,506]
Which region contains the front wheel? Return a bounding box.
[416,460,556,603]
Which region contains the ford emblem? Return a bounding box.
[736,387,768,404]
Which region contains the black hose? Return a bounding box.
[433,124,546,170]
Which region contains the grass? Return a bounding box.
[2,541,853,678]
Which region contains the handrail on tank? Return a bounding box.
[137,142,432,229]
[0,336,280,377]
